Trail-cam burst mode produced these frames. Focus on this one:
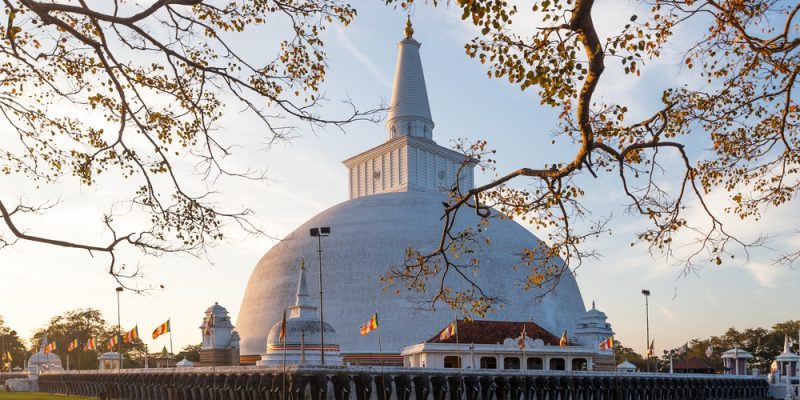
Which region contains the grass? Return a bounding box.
[0,393,96,399]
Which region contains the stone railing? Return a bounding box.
[38,365,769,400]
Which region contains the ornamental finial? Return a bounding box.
[300,258,305,271]
[404,15,414,38]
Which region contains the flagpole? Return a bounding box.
[168,318,174,357]
[282,307,287,400]
[568,338,572,374]
[282,339,286,400]
[376,308,384,372]
[378,331,386,400]
[677,341,687,374]
[521,324,527,399]
[453,311,462,371]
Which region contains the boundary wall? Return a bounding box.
[37,366,770,400]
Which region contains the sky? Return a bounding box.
[0,0,798,358]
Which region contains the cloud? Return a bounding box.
[657,305,678,322]
[746,262,791,289]
[335,26,392,89]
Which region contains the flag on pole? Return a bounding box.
[646,339,655,357]
[152,320,171,340]
[123,326,139,344]
[600,337,613,351]
[203,314,214,336]
[3,351,11,363]
[67,339,79,352]
[44,342,57,353]
[107,335,118,350]
[676,342,689,355]
[705,345,713,358]
[439,321,457,341]
[86,338,96,350]
[559,330,568,347]
[517,325,527,350]
[359,313,379,336]
[279,309,287,343]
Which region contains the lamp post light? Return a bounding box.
[310,226,331,365]
[642,289,651,372]
[116,287,123,370]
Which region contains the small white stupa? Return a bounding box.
[176,357,195,368]
[774,334,799,378]
[98,352,123,370]
[27,335,62,374]
[617,360,637,373]
[258,260,342,366]
[721,348,753,375]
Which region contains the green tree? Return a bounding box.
[31,308,119,370]
[177,343,201,362]
[656,320,800,373]
[0,0,377,286]
[613,340,646,371]
[0,316,26,371]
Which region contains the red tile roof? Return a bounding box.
[427,320,560,345]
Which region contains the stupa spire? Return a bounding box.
[386,17,434,140]
[784,334,791,354]
[404,15,414,38]
[295,258,312,308]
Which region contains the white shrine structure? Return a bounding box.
[199,302,240,366]
[402,302,616,371]
[26,335,62,374]
[258,261,342,366]
[774,335,799,378]
[721,348,753,375]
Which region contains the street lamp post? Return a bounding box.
[116,287,123,371]
[642,289,651,372]
[310,226,331,365]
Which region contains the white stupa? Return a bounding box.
[27,336,62,373]
[236,19,587,364]
[258,261,342,366]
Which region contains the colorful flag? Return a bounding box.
[559,330,568,347]
[705,345,713,358]
[203,314,214,336]
[86,338,96,350]
[3,351,11,363]
[517,325,527,350]
[279,310,287,343]
[152,320,171,340]
[360,314,379,336]
[646,339,655,357]
[439,321,457,341]
[123,326,139,344]
[600,336,613,351]
[107,335,119,350]
[67,339,79,352]
[44,342,57,353]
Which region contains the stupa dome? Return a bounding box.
[27,351,62,372]
[237,190,586,359]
